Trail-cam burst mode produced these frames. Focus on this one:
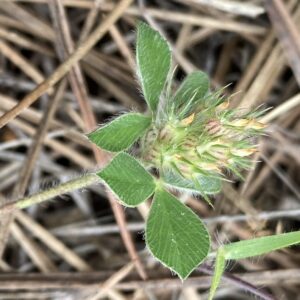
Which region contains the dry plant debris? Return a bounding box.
[0,0,299,299]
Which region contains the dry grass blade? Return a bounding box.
[16,211,93,271]
[265,0,300,86]
[0,1,299,299]
[0,81,67,258]
[0,0,134,128]
[85,262,134,300]
[181,0,265,18]
[0,26,53,56]
[11,223,58,273]
[49,0,146,279]
[0,40,45,85]
[261,93,300,122]
[13,81,67,198]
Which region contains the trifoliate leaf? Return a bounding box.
[136,22,171,112]
[88,113,151,152]
[97,152,155,207]
[146,188,210,279]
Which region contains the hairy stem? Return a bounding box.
[1,173,100,211]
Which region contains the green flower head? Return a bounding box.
[141,86,266,190]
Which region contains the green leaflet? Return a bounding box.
[97,152,155,207]
[146,188,210,280]
[162,169,222,195]
[209,231,300,300]
[172,71,209,116]
[88,113,151,152]
[136,22,171,112]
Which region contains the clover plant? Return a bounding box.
[2,21,298,300]
[86,22,300,298]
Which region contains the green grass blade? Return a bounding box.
[209,231,300,299]
[209,248,226,300]
[224,231,300,260]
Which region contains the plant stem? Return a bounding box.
[199,264,275,300]
[1,173,100,211]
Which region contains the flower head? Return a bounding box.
[141,88,265,186]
